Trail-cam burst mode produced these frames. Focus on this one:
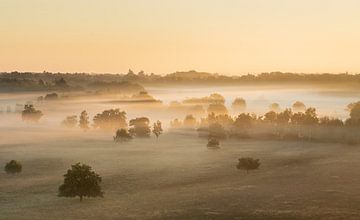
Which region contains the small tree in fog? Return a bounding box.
[207,138,220,149]
[152,120,163,138]
[183,114,197,128]
[62,115,78,128]
[93,109,127,131]
[236,157,260,174]
[232,98,246,112]
[79,110,90,131]
[292,101,306,112]
[4,160,22,174]
[114,128,132,142]
[269,103,281,112]
[58,163,103,202]
[22,104,43,122]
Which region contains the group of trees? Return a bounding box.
[114,119,163,142]
[170,101,360,144]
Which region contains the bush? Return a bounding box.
[4,160,22,174]
[22,104,43,122]
[207,138,220,149]
[236,157,260,173]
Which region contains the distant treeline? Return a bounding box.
[1,70,360,90]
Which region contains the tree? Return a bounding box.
[113,129,132,142]
[152,120,163,138]
[232,98,246,112]
[58,163,103,202]
[4,160,22,174]
[263,111,277,123]
[269,103,281,112]
[93,109,127,131]
[207,138,220,149]
[292,101,306,112]
[207,103,228,115]
[348,102,360,125]
[62,115,78,128]
[208,123,227,139]
[183,114,197,128]
[22,104,43,122]
[79,110,90,131]
[233,113,253,129]
[236,157,260,174]
[129,117,151,137]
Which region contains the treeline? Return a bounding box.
[170,102,360,145]
[2,70,360,89]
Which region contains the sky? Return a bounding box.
[1,0,360,75]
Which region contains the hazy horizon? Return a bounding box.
[1,0,360,75]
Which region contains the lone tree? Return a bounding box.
[79,110,90,131]
[4,160,22,174]
[22,104,43,122]
[292,101,306,112]
[236,157,260,174]
[152,120,163,138]
[58,163,103,202]
[113,128,132,142]
[232,98,247,112]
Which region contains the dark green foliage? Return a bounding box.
[152,120,163,138]
[4,160,22,174]
[58,163,103,201]
[236,157,260,173]
[22,104,43,122]
[93,109,127,131]
[114,129,132,142]
[129,117,151,137]
[62,115,78,128]
[79,110,90,131]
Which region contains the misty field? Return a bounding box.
[1,129,360,219]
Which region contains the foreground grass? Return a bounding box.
[1,133,360,220]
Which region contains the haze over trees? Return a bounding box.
[232,98,246,112]
[113,129,132,142]
[93,109,127,131]
[79,110,90,131]
[292,101,306,112]
[152,120,163,139]
[58,163,103,202]
[62,115,78,128]
[22,104,43,122]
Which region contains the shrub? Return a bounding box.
[4,160,22,174]
[236,157,260,173]
[207,138,220,148]
[114,129,132,142]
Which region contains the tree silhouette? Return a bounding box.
[93,109,127,131]
[292,101,306,112]
[269,103,281,112]
[207,103,228,115]
[232,98,246,112]
[236,157,260,174]
[207,138,220,149]
[183,114,197,128]
[152,120,163,138]
[4,160,22,174]
[58,163,103,202]
[62,115,78,128]
[114,129,132,142]
[129,117,151,137]
[79,110,90,131]
[22,104,43,122]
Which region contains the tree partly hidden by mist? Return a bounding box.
[62,115,77,128]
[236,157,260,174]
[93,109,127,131]
[4,160,22,174]
[232,97,246,112]
[129,117,151,137]
[152,120,163,138]
[114,128,132,142]
[79,110,90,131]
[22,104,43,122]
[58,163,103,202]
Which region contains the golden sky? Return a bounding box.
[1,0,360,75]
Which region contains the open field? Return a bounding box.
[1,131,360,220]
